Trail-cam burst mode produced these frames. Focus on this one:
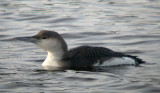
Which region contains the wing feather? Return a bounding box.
[68,46,124,58]
[65,46,144,68]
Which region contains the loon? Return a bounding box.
[15,30,145,70]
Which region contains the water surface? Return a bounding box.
[0,0,160,93]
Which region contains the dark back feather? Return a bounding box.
[68,46,124,58]
[66,46,125,67]
[64,46,145,68]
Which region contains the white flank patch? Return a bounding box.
[94,57,136,67]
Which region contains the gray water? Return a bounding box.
[0,0,160,93]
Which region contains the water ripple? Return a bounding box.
[0,0,160,92]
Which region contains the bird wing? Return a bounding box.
[68,46,124,58]
[67,46,125,67]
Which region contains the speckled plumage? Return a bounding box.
[64,46,145,68]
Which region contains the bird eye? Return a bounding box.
[42,36,47,39]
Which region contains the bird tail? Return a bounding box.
[126,55,145,65]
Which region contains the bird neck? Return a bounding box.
[42,36,68,69]
[42,49,67,68]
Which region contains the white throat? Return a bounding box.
[42,50,65,68]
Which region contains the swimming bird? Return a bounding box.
[15,30,145,70]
